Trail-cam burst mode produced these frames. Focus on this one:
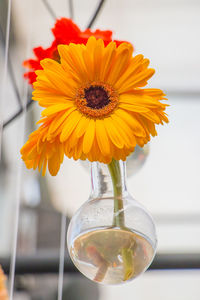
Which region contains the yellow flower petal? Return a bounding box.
[119,102,150,113]
[42,103,74,117]
[118,69,155,94]
[83,119,96,154]
[106,47,131,85]
[115,109,146,137]
[99,42,116,81]
[60,110,82,142]
[47,108,76,136]
[48,151,61,176]
[114,54,144,89]
[104,117,124,149]
[75,115,90,138]
[96,119,110,156]
[111,114,136,148]
[93,39,104,80]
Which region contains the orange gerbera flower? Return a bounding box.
[23,18,128,84]
[0,266,8,300]
[21,37,168,176]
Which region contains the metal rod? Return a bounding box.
[8,1,33,297]
[57,215,67,300]
[8,61,29,300]
[0,0,13,159]
[68,0,74,20]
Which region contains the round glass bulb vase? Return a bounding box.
[67,160,157,285]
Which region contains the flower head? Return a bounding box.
[23,18,127,84]
[21,37,168,176]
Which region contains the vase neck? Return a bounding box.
[90,160,127,199]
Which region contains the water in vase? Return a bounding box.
[69,227,155,285]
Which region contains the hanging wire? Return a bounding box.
[87,0,105,29]
[3,98,32,128]
[0,25,22,110]
[0,0,13,159]
[41,0,57,20]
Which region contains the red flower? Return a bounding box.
[23,18,131,84]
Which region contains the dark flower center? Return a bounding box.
[85,86,110,109]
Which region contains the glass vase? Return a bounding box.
[67,160,157,285]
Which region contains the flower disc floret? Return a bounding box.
[75,82,118,118]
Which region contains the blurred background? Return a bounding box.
[0,0,200,299]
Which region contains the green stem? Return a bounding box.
[108,159,134,281]
[108,159,125,228]
[121,248,134,281]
